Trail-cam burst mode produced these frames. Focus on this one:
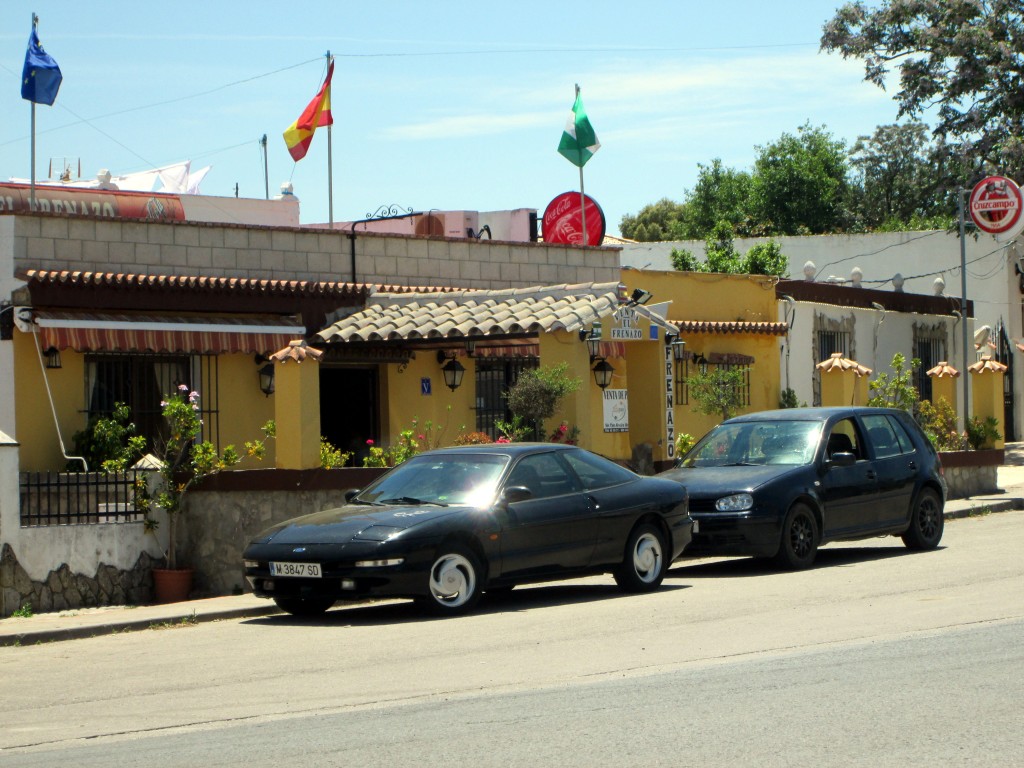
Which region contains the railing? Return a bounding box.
[19,470,148,527]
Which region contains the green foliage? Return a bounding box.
[69,402,146,472]
[362,430,419,468]
[495,415,531,443]
[669,247,701,272]
[684,159,754,237]
[750,123,850,235]
[741,239,787,277]
[686,367,748,421]
[867,352,920,412]
[966,416,1002,451]
[135,386,271,569]
[547,420,580,445]
[320,438,352,469]
[779,388,800,409]
[619,198,688,242]
[506,363,582,426]
[12,602,33,618]
[452,431,494,445]
[916,398,970,451]
[703,221,742,273]
[822,0,1024,182]
[674,433,696,456]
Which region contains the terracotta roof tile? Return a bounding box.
[815,352,872,377]
[318,282,630,343]
[673,320,789,336]
[968,355,1008,374]
[926,361,961,378]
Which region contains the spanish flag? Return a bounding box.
[283,61,334,162]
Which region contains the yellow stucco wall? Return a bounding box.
[381,350,477,450]
[13,329,276,472]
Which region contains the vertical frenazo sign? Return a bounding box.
[665,343,675,461]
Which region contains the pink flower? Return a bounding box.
[418,434,425,441]
[496,437,510,444]
[558,424,567,433]
[178,383,189,392]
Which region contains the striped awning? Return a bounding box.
[33,310,305,354]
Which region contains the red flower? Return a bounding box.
[366,439,374,446]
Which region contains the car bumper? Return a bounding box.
[684,511,781,557]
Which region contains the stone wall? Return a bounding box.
[9,213,620,289]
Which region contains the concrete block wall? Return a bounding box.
[10,214,620,289]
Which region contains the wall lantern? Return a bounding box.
[44,346,62,369]
[671,339,688,361]
[464,338,477,357]
[258,363,275,397]
[694,354,709,375]
[436,350,466,391]
[592,358,615,390]
[579,321,603,361]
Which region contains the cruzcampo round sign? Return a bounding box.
[542,191,606,246]
[969,176,1024,235]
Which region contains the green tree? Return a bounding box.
[867,352,920,412]
[506,363,582,428]
[686,367,748,422]
[750,123,851,235]
[680,159,754,238]
[821,0,1024,181]
[619,198,688,242]
[847,122,960,230]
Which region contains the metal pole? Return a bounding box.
[959,188,970,426]
[261,134,268,199]
[29,14,38,210]
[326,51,333,227]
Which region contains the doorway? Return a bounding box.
[320,366,378,464]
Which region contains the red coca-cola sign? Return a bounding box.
[542,191,606,246]
[969,176,1023,235]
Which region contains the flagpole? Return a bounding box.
[326,51,334,227]
[29,13,37,210]
[575,84,586,247]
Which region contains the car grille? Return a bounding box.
[688,498,721,513]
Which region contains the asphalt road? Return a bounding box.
[2,514,1022,767]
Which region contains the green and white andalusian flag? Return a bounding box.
[557,88,600,168]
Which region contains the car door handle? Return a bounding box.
[865,470,877,480]
[908,461,917,470]
[586,495,600,511]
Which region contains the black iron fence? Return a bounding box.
[19,470,148,527]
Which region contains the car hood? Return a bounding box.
[252,503,463,546]
[659,464,806,497]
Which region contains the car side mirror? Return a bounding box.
[828,452,856,468]
[501,485,533,504]
[344,488,361,502]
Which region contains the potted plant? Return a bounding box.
[138,385,272,602]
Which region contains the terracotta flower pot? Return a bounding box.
[152,567,194,604]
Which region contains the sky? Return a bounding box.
[0,1,907,236]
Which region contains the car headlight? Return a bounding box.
[355,558,405,568]
[353,525,403,541]
[716,493,753,512]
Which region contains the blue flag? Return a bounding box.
[22,25,62,106]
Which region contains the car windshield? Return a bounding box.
[357,453,509,507]
[680,420,822,468]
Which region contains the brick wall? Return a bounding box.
[10,213,620,288]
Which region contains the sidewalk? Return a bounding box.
[2,460,1023,647]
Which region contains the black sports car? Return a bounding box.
[658,407,947,569]
[244,443,693,616]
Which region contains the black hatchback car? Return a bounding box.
[658,407,947,569]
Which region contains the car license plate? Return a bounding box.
[269,561,322,578]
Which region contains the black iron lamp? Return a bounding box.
[437,350,466,391]
[591,358,615,390]
[258,363,275,396]
[44,346,62,369]
[464,338,477,357]
[671,339,688,361]
[578,321,603,361]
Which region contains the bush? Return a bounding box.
[916,398,970,451]
[966,416,1001,450]
[452,431,493,445]
[506,363,581,426]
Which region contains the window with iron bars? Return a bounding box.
[913,333,946,401]
[83,353,220,451]
[675,357,751,407]
[817,329,850,362]
[474,357,539,440]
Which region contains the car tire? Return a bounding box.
[614,523,669,592]
[901,488,944,550]
[272,596,335,616]
[421,544,483,616]
[772,503,819,570]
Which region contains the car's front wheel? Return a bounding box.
[614,523,669,592]
[901,488,944,549]
[772,503,819,570]
[421,544,483,615]
[273,596,335,616]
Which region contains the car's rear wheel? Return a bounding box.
[772,503,819,570]
[901,488,944,549]
[273,596,335,616]
[614,523,669,592]
[421,544,483,615]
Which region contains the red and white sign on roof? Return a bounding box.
[969,175,1023,236]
